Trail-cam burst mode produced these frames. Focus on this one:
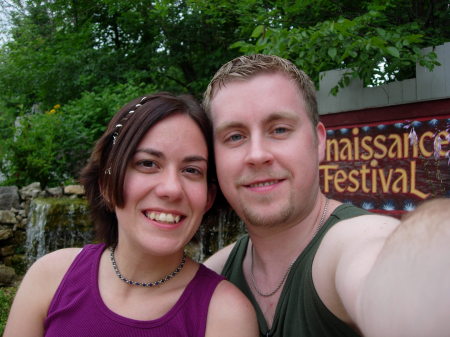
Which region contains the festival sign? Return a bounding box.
[319,114,450,217]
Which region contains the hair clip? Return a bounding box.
[105,167,112,175]
[111,96,148,146]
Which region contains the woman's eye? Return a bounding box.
[184,167,203,176]
[137,160,156,168]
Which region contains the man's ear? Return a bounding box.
[205,184,217,213]
[316,122,327,163]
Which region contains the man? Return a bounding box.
[203,54,450,337]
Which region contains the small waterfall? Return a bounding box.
[25,201,50,265]
[25,198,94,266]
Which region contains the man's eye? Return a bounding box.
[227,133,243,142]
[273,127,288,134]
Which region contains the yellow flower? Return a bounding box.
[53,104,61,109]
[47,109,56,114]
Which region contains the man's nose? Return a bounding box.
[245,136,274,166]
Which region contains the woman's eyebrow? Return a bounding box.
[183,155,208,164]
[136,148,207,164]
[135,148,164,158]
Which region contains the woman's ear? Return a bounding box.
[205,184,217,213]
[100,184,114,211]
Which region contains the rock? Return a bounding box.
[46,186,63,197]
[0,228,13,241]
[0,186,20,210]
[185,240,202,262]
[13,230,26,245]
[4,254,27,275]
[0,210,16,224]
[64,185,85,196]
[0,264,17,286]
[0,245,15,256]
[20,182,42,199]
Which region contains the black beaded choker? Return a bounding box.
[109,246,186,287]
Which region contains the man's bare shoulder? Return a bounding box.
[327,212,399,240]
[203,242,236,274]
[317,212,399,267]
[313,212,399,324]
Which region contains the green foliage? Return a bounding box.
[231,1,446,93]
[63,81,158,144]
[0,82,157,187]
[0,106,16,155]
[0,0,448,186]
[0,108,86,187]
[0,0,246,111]
[0,287,16,335]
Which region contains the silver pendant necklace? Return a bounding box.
[109,246,186,287]
[250,198,329,297]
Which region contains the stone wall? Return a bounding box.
[0,182,85,286]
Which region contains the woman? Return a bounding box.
[4,92,258,337]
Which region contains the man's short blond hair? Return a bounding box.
[203,54,319,126]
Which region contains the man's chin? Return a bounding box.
[240,207,293,229]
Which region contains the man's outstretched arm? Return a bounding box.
[356,198,450,337]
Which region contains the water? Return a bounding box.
[25,201,49,265]
[25,198,94,266]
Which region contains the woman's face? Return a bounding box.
[115,113,213,255]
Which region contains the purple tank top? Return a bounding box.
[44,244,225,337]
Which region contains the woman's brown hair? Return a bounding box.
[79,92,214,247]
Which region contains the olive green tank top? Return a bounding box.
[221,204,370,337]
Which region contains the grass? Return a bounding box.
[0,287,17,335]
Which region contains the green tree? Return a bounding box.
[230,0,449,92]
[0,82,157,187]
[0,0,249,113]
[0,0,448,187]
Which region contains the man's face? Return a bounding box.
[210,72,326,230]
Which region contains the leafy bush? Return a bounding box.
[0,109,83,187]
[0,287,16,335]
[0,82,157,187]
[63,82,158,145]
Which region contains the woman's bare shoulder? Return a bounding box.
[3,247,83,337]
[205,280,258,337]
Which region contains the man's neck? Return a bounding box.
[241,196,338,329]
